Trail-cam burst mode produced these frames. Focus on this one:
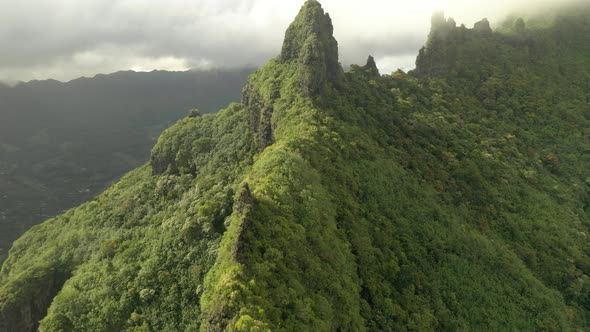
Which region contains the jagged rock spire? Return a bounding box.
[365,55,377,70]
[281,0,338,65]
[363,55,380,77]
[431,11,447,31]
[280,0,341,95]
[242,0,345,152]
[429,11,457,39]
[474,18,492,34]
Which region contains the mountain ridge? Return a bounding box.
[1,1,590,331]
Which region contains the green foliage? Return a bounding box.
[1,104,256,331]
[2,1,590,331]
[0,69,252,265]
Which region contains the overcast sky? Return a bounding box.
[0,0,579,82]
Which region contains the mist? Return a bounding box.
[0,0,583,82]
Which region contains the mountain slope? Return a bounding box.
[0,68,252,263]
[2,1,590,331]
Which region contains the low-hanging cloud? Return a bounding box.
[0,0,582,82]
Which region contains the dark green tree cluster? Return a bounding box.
[1,0,590,331]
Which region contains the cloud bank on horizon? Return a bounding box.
[0,0,581,82]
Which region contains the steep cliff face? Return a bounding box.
[280,0,342,95]
[0,265,69,332]
[241,0,344,151]
[413,7,590,84]
[2,1,590,331]
[413,13,497,79]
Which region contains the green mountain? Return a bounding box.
[0,68,251,263]
[2,1,590,330]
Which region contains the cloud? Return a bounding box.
[0,0,583,81]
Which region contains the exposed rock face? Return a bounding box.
[234,182,253,262]
[429,11,458,41]
[281,0,342,95]
[362,55,380,78]
[0,266,69,332]
[474,18,492,34]
[414,13,496,79]
[242,0,344,151]
[242,83,276,151]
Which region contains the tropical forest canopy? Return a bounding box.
[1,1,589,331]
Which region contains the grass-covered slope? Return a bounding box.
[2,1,590,331]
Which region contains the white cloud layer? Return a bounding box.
[0,0,582,81]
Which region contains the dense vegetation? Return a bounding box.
[1,1,589,330]
[0,69,251,263]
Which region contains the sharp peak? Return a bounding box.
[278,0,342,95]
[280,0,338,63]
[298,0,325,14]
[430,11,492,33]
[365,55,377,68]
[473,18,492,33]
[363,55,380,77]
[303,0,322,8]
[430,11,457,31]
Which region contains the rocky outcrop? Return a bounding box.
[233,182,254,262]
[413,13,496,79]
[242,0,345,151]
[242,83,276,151]
[473,18,492,34]
[280,0,343,96]
[0,265,69,332]
[362,55,380,78]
